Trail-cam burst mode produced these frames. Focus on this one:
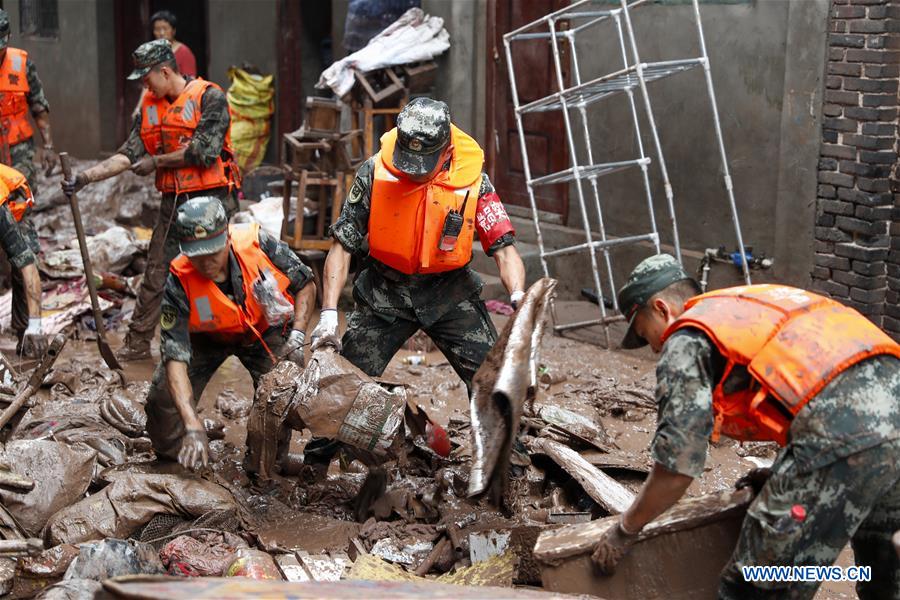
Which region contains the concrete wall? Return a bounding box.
[562,1,828,291]
[5,0,117,157]
[207,0,279,163]
[422,0,488,146]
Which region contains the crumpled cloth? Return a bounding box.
[317,8,450,97]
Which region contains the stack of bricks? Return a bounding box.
[815,0,900,340]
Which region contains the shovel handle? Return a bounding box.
[60,153,109,335]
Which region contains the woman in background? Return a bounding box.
[151,10,196,77]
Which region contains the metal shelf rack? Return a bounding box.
[503,0,751,345]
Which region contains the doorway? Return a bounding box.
[485,0,570,222]
[113,0,208,145]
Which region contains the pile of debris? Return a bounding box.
[0,161,155,341]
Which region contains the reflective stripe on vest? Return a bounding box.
[368,125,483,275]
[661,284,900,445]
[0,48,34,148]
[0,163,32,222]
[169,222,294,342]
[139,78,240,195]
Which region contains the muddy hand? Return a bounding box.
[310,309,342,352]
[735,467,772,495]
[130,156,157,176]
[41,147,58,176]
[61,173,88,197]
[18,333,47,359]
[591,519,639,575]
[284,329,306,367]
[178,429,210,471]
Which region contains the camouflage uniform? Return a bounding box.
[653,329,900,600]
[117,78,237,350]
[3,57,48,339]
[331,156,514,391]
[146,226,313,460]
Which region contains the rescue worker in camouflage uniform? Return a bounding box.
[0,9,55,355]
[145,197,315,470]
[592,254,900,600]
[309,98,526,390]
[61,39,241,362]
[0,164,43,357]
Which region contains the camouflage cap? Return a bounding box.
[174,197,228,257]
[127,39,175,80]
[0,9,9,48]
[617,253,692,349]
[393,97,451,177]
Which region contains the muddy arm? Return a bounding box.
[293,281,316,332]
[621,462,694,533]
[82,154,132,183]
[493,245,525,297]
[165,360,203,431]
[21,263,41,319]
[322,242,351,309]
[153,148,189,168]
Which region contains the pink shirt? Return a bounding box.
[174,43,197,77]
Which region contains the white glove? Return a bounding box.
[24,317,41,335]
[310,309,341,352]
[510,290,525,310]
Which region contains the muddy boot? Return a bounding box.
[116,335,151,362]
[302,437,343,482]
[353,467,388,522]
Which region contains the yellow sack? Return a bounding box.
[227,67,275,173]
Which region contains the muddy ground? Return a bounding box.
[0,167,855,598]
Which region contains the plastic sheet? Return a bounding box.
[227,67,275,173]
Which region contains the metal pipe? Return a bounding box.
[620,0,682,263]
[570,32,618,315]
[691,0,751,284]
[615,13,660,259]
[547,16,610,346]
[554,315,626,332]
[541,233,659,259]
[503,37,555,323]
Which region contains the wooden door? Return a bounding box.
[486,0,570,221]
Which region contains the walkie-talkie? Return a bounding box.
[438,190,469,252]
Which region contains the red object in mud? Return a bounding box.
[426,421,451,457]
[791,505,807,522]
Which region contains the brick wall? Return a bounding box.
[815,0,900,340]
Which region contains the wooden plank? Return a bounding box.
[527,437,634,515]
[533,487,753,565]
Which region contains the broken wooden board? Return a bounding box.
[347,551,516,588]
[526,437,635,514]
[534,488,753,600]
[102,574,576,599]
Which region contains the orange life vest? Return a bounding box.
[661,284,900,446]
[0,163,32,222]
[139,78,240,195]
[368,125,483,275]
[170,223,293,345]
[0,48,33,150]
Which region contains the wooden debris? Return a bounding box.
[533,488,754,600]
[527,437,635,514]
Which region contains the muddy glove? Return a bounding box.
[41,146,57,175]
[284,329,306,367]
[591,518,640,575]
[735,467,772,495]
[130,155,157,176]
[61,173,88,197]
[510,290,525,311]
[310,309,341,352]
[18,318,46,359]
[178,429,210,471]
